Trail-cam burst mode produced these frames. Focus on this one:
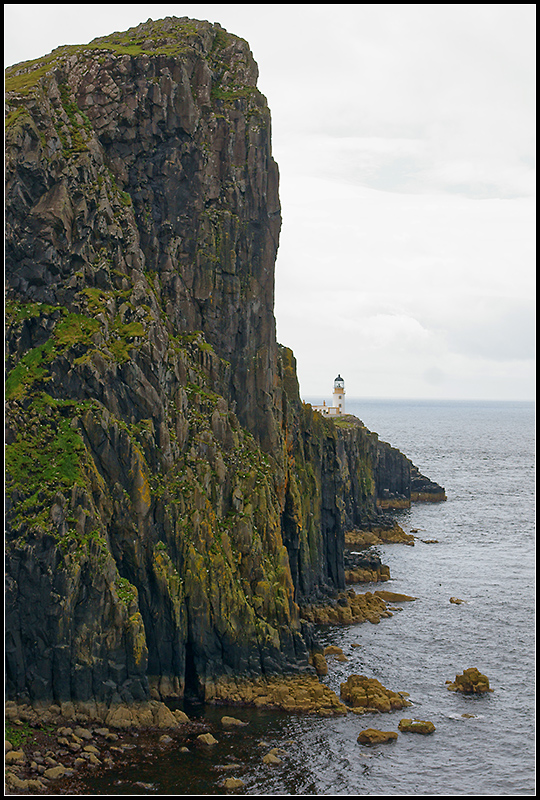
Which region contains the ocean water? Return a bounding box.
[83,399,535,796]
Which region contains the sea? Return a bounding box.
[80,399,535,796]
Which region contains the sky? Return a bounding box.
[4,4,536,401]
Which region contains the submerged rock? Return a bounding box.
[374,590,417,603]
[220,715,248,728]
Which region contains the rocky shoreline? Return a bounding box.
[5,526,490,796]
[4,524,416,795]
[4,666,409,795]
[4,583,416,795]
[5,699,200,794]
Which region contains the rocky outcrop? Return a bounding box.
[344,524,416,548]
[340,675,410,713]
[300,588,393,626]
[195,674,348,715]
[344,550,391,583]
[398,718,436,734]
[410,464,447,502]
[446,668,493,694]
[357,728,398,744]
[5,17,445,708]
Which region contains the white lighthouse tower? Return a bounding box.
[312,375,346,416]
[332,374,345,414]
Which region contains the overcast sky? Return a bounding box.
[5,4,536,401]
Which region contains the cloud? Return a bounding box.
[5,3,536,400]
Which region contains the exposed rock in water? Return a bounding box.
[300,588,393,626]
[344,549,391,583]
[222,777,246,789]
[344,524,416,548]
[5,16,445,709]
[410,464,447,502]
[373,590,416,603]
[398,718,436,734]
[446,668,493,694]
[357,728,398,744]
[340,675,410,713]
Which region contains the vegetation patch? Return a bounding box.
[5,720,45,749]
[5,340,55,401]
[115,576,138,606]
[5,395,91,532]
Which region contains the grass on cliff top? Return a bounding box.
[5,18,228,95]
[331,414,363,429]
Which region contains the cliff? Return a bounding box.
[5,17,445,708]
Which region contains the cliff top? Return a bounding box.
[5,16,257,98]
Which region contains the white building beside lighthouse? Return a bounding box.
[312,375,346,416]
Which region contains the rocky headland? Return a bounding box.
[5,16,446,776]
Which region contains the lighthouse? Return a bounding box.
[332,374,345,414]
[311,375,346,416]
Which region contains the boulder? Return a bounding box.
[398,718,436,734]
[5,772,45,791]
[5,749,26,765]
[152,701,180,728]
[197,732,218,746]
[449,597,464,604]
[73,726,93,739]
[374,590,416,602]
[446,668,493,694]
[43,765,68,780]
[310,652,328,676]
[221,716,247,728]
[263,747,285,764]
[222,777,245,789]
[357,728,398,744]
[262,751,282,765]
[341,674,410,712]
[323,645,348,661]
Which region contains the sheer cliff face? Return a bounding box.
[5,18,429,707]
[6,17,280,448]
